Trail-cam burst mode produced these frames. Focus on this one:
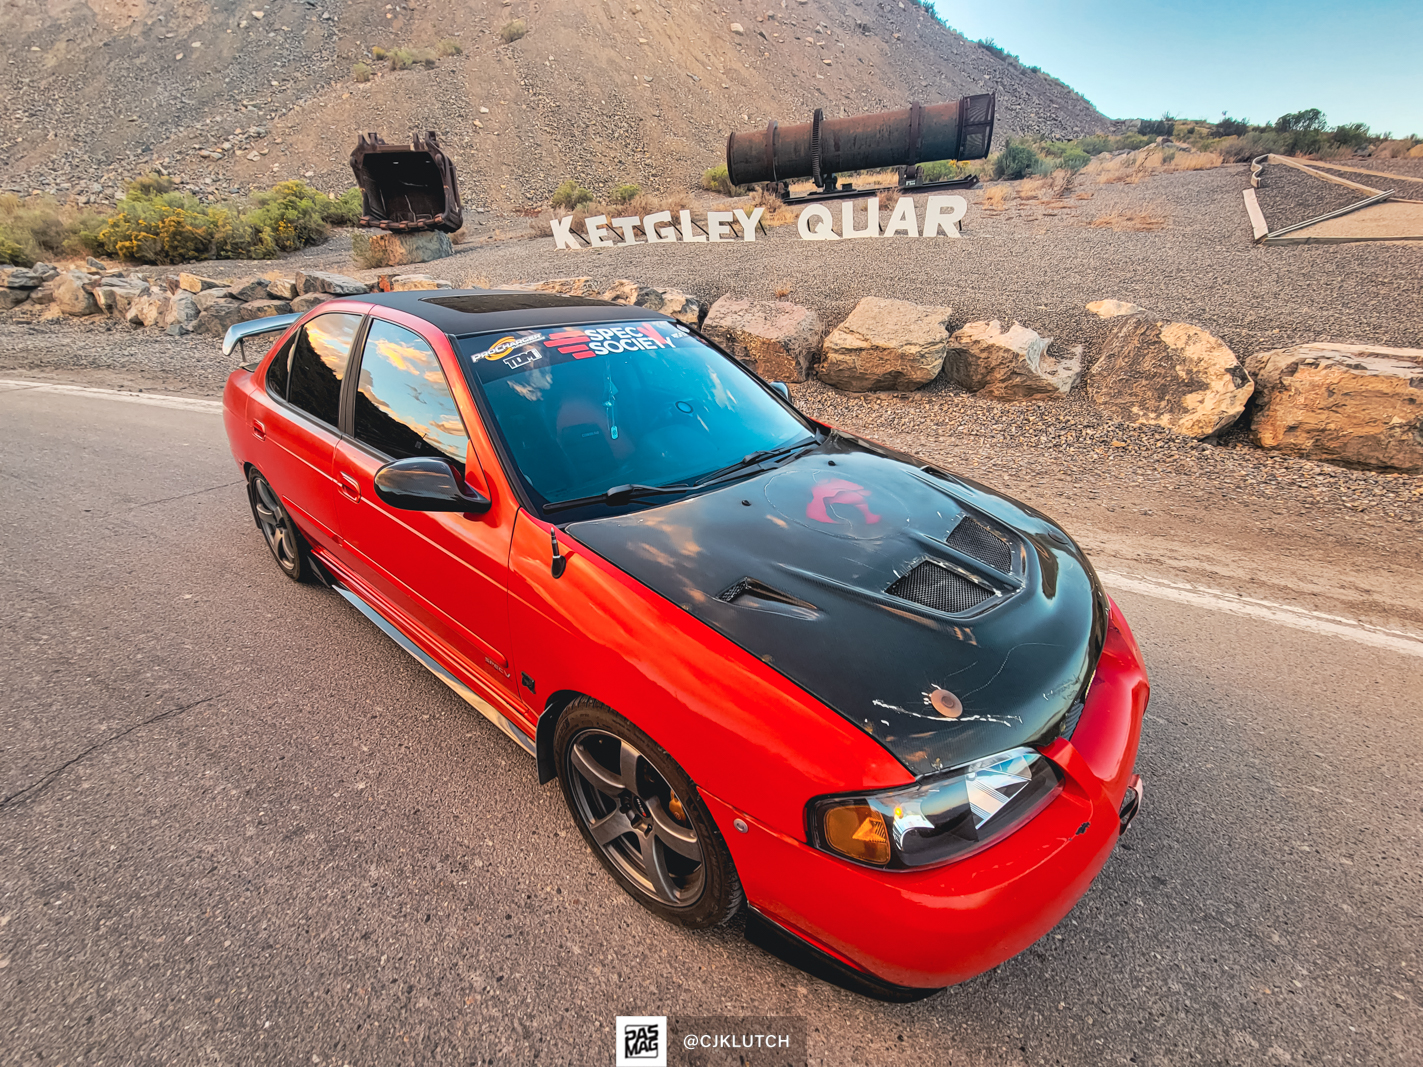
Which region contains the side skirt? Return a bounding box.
[322,569,537,759]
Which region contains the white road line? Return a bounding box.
[1099,570,1423,659]
[0,378,223,413]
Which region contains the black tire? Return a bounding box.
[555,698,743,928]
[246,469,307,582]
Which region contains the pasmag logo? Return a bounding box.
[616,1015,667,1067]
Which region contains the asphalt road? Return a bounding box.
[2,383,1419,1067]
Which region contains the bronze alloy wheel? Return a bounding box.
[555,698,743,928]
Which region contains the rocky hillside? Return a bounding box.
[0,0,1111,213]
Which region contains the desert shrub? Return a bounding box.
[389,47,437,70]
[700,164,744,196]
[127,172,175,197]
[610,183,641,204]
[246,181,332,249]
[436,38,463,57]
[918,159,958,181]
[370,46,388,60]
[319,186,363,226]
[1331,122,1371,149]
[1138,116,1175,138]
[1077,134,1111,156]
[1213,116,1250,138]
[352,62,372,83]
[551,179,593,210]
[0,236,33,266]
[1059,147,1091,171]
[1215,130,1283,161]
[499,20,528,44]
[1275,108,1327,133]
[1115,132,1149,152]
[993,140,1041,181]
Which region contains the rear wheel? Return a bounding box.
[246,469,306,582]
[555,698,743,928]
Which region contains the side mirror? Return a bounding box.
[771,381,791,401]
[373,456,491,514]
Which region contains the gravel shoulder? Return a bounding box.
[3,164,1420,626]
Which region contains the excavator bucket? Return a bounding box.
[349,131,464,233]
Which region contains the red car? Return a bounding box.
[221,290,1147,999]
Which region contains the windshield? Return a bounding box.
[458,320,813,514]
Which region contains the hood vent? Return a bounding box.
[717,577,820,620]
[946,514,1015,573]
[887,560,994,615]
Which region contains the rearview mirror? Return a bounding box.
[373,456,491,514]
[770,381,791,401]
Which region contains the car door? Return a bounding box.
[256,312,364,552]
[331,315,516,696]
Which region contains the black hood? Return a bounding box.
[567,435,1108,777]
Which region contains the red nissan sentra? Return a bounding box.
[221,289,1147,1000]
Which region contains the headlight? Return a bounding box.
[807,747,1064,870]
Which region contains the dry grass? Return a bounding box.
[774,285,793,300]
[1088,208,1168,232]
[981,185,1014,210]
[1019,169,1074,202]
[1083,146,1223,185]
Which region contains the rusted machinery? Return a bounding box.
[350,131,464,233]
[725,94,995,201]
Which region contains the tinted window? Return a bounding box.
[287,314,361,426]
[354,320,469,465]
[264,335,294,398]
[459,321,810,506]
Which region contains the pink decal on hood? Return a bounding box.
[807,479,881,525]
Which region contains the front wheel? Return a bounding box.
[555,698,743,928]
[246,469,306,582]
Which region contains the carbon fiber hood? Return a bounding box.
[567,435,1108,777]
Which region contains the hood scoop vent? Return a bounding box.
[717,577,820,620]
[887,560,995,615]
[946,514,1015,573]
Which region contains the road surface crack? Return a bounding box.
[0,694,219,811]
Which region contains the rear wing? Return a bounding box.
[222,312,301,361]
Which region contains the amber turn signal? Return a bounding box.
[822,803,891,866]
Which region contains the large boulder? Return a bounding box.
[1086,299,1146,319]
[267,278,299,300]
[701,297,824,383]
[1085,318,1253,438]
[290,292,334,313]
[238,299,294,320]
[0,288,30,310]
[352,229,454,268]
[0,267,44,290]
[944,320,1080,400]
[227,278,274,302]
[818,297,954,392]
[601,279,706,325]
[126,292,171,327]
[295,270,370,296]
[177,272,224,293]
[29,262,59,283]
[385,273,453,291]
[194,287,233,311]
[54,271,100,316]
[533,277,598,296]
[165,290,201,332]
[1244,343,1423,472]
[94,277,150,315]
[193,300,248,336]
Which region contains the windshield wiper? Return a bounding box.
[692,437,819,486]
[544,482,700,514]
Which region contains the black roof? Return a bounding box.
[356,288,672,337]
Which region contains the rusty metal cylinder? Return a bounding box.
[725,94,996,186]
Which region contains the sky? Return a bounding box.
[930,0,1423,137]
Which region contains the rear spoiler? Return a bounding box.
[222,313,301,358]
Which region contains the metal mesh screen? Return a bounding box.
[946,515,1014,573]
[887,562,993,614]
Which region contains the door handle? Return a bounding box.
[338,471,361,502]
[251,419,266,439]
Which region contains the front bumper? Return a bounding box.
[706,598,1149,990]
